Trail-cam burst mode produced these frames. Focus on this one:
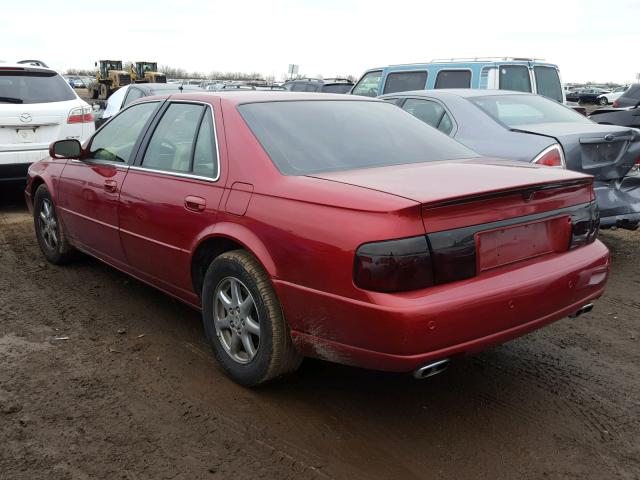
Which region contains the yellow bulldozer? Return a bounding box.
[131,62,166,84]
[89,60,131,100]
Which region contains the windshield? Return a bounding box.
[238,100,477,175]
[0,71,76,104]
[468,94,591,127]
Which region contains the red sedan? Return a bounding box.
[25,92,610,386]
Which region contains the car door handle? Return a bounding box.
[185,196,206,212]
[104,179,118,193]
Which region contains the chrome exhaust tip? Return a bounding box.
[413,359,450,380]
[569,303,594,318]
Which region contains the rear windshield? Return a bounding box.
[321,84,353,94]
[238,100,476,175]
[0,70,76,104]
[469,94,591,127]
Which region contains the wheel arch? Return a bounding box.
[190,222,278,298]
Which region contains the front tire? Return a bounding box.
[33,184,75,264]
[598,96,608,106]
[202,250,301,387]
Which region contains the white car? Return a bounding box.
[596,85,629,106]
[0,63,95,183]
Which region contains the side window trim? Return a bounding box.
[132,100,221,182]
[85,100,162,166]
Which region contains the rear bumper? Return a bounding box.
[277,240,610,372]
[0,149,48,183]
[0,162,31,184]
[595,177,640,229]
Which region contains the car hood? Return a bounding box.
[307,157,591,206]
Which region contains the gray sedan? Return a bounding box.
[379,89,640,230]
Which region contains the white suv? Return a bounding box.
[0,63,95,183]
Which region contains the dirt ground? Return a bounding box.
[0,184,639,480]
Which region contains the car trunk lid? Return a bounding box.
[0,102,69,152]
[310,158,596,276]
[512,122,640,180]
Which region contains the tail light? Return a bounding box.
[68,105,93,124]
[354,236,434,292]
[532,144,565,168]
[570,202,600,249]
[613,100,619,108]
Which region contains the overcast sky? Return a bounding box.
[2,0,638,83]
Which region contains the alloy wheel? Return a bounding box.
[39,199,58,250]
[213,277,260,364]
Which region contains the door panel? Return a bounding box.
[118,101,224,296]
[118,171,224,293]
[58,161,129,263]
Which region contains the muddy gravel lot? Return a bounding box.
[0,185,639,480]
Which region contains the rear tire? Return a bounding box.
[598,96,608,106]
[33,184,76,265]
[202,250,302,387]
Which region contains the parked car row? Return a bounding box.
[2,57,633,388]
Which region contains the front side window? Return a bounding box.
[239,100,475,175]
[142,103,204,173]
[401,98,454,135]
[383,71,428,95]
[351,70,383,97]
[499,65,532,93]
[469,94,591,128]
[533,66,563,102]
[89,102,158,163]
[435,70,471,89]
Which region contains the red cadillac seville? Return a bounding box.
[25,92,610,386]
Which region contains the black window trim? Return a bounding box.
[79,100,163,167]
[434,68,472,89]
[398,96,458,136]
[382,69,428,95]
[131,99,221,182]
[351,69,383,96]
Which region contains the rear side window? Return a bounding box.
[435,70,471,89]
[0,70,76,104]
[533,66,563,102]
[383,71,428,95]
[89,102,159,163]
[122,87,144,106]
[401,98,454,135]
[192,110,218,178]
[351,71,383,97]
[499,65,532,93]
[239,100,475,175]
[623,85,640,100]
[142,103,204,173]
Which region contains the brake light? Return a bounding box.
[67,105,93,124]
[354,236,434,292]
[570,201,600,249]
[613,100,619,108]
[532,144,565,168]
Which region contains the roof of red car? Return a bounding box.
[157,91,378,106]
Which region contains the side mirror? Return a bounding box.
[49,139,82,159]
